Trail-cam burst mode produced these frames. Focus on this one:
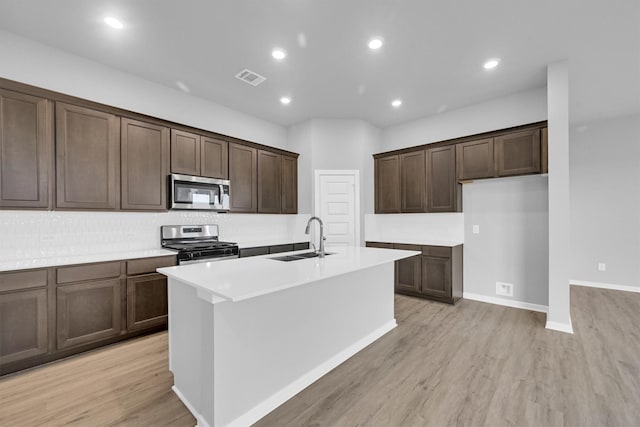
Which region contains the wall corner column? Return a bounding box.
[546,60,573,333]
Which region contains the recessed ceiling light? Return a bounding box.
[280,97,291,105]
[391,99,402,108]
[272,48,287,60]
[483,58,500,69]
[368,38,383,50]
[104,16,124,29]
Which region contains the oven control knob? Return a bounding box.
[224,249,232,255]
[193,251,201,258]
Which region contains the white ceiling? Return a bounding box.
[0,0,638,127]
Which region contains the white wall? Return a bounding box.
[288,119,381,244]
[463,176,549,307]
[0,30,288,149]
[381,87,547,151]
[570,114,640,289]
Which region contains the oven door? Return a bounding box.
[170,174,230,211]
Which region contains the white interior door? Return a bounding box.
[314,170,360,248]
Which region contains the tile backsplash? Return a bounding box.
[0,211,311,262]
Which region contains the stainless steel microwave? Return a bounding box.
[169,174,231,211]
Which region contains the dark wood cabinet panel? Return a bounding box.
[269,244,294,254]
[281,155,298,214]
[121,118,169,211]
[170,129,200,176]
[393,244,421,294]
[201,136,228,179]
[239,246,269,258]
[0,269,48,292]
[229,143,257,213]
[427,145,459,212]
[56,278,122,350]
[495,129,541,177]
[541,127,548,174]
[375,155,401,213]
[126,255,176,276]
[126,273,167,331]
[456,138,495,180]
[55,103,120,210]
[257,149,282,213]
[400,151,426,213]
[56,261,121,285]
[0,287,48,365]
[365,242,394,249]
[421,254,452,300]
[0,89,53,209]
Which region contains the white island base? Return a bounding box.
[160,247,418,427]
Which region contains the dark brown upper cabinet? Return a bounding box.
[0,89,53,209]
[375,155,401,213]
[121,118,169,211]
[281,155,298,214]
[257,149,282,214]
[170,129,200,176]
[427,145,460,212]
[456,138,495,180]
[495,129,541,177]
[55,103,120,210]
[541,127,548,174]
[400,151,426,213]
[229,142,257,213]
[201,136,228,179]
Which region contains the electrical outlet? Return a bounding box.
[40,234,56,243]
[472,225,480,234]
[496,282,514,297]
[598,263,606,272]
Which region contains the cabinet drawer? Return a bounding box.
[127,256,176,276]
[393,243,422,252]
[0,269,48,292]
[56,261,122,284]
[366,242,394,249]
[293,242,310,251]
[421,246,451,257]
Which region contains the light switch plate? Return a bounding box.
[472,225,480,234]
[496,282,514,297]
[598,263,606,271]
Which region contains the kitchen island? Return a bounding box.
[157,245,419,427]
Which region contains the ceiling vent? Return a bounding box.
[235,68,267,86]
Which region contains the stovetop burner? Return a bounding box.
[161,224,239,264]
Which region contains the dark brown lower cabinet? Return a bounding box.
[366,241,463,304]
[56,278,122,350]
[0,288,49,365]
[126,273,168,331]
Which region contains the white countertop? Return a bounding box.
[157,246,419,303]
[0,249,176,272]
[366,238,463,247]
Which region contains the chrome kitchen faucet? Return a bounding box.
[305,216,326,258]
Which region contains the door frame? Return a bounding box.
[313,170,361,246]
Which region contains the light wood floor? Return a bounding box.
[1,286,639,426]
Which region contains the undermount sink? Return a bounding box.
[270,252,334,262]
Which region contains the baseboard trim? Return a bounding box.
[172,385,210,427]
[571,280,640,294]
[545,320,574,334]
[463,292,548,313]
[226,319,398,427]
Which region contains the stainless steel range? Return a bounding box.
[161,224,239,265]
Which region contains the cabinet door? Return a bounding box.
[201,136,228,179]
[0,288,48,365]
[257,149,282,213]
[421,254,452,300]
[170,129,200,175]
[541,127,548,174]
[229,143,257,212]
[495,129,541,176]
[56,103,120,209]
[121,118,169,211]
[400,151,425,213]
[375,155,401,213]
[0,89,53,209]
[281,155,298,214]
[393,244,421,294]
[126,273,167,331]
[456,138,495,180]
[56,278,122,350]
[427,145,459,212]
